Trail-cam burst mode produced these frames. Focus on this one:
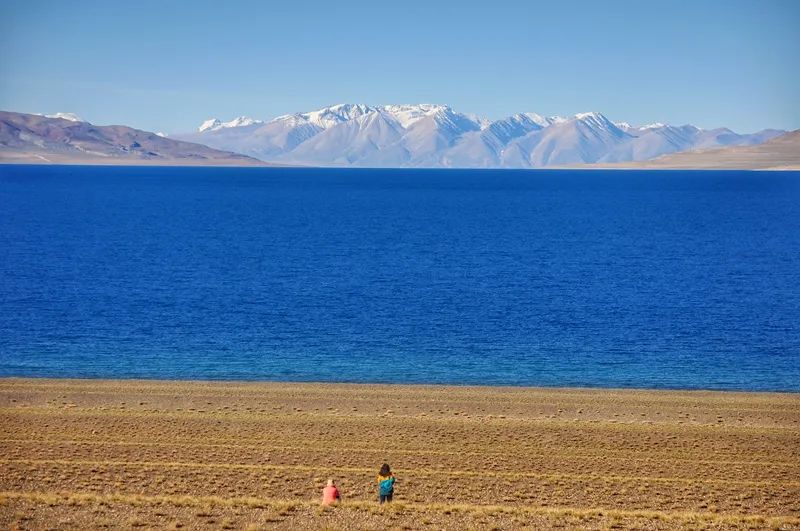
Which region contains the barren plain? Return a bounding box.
[1,378,798,530]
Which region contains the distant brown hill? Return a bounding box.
[0,111,269,166]
[596,129,800,170]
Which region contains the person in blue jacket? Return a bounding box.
[376,463,396,503]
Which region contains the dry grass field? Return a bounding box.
[1,378,798,530]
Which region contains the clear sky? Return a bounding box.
[1,0,798,134]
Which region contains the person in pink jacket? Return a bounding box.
[321,478,341,505]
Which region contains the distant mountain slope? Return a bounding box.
[597,130,800,170]
[0,111,267,166]
[177,103,785,168]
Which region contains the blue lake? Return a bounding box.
[1,165,798,391]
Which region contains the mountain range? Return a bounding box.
[177,103,786,168]
[606,130,800,170]
[2,106,793,170]
[0,111,265,166]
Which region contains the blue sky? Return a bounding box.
[1,0,798,134]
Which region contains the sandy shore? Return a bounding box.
[1,378,798,530]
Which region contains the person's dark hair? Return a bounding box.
[379,463,391,476]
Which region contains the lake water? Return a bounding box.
[1,165,798,391]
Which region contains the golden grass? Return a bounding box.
[1,377,799,530]
[2,490,799,528]
[4,457,798,488]
[2,436,799,467]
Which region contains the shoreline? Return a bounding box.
[0,158,279,168]
[2,377,798,529]
[2,375,799,396]
[2,160,799,171]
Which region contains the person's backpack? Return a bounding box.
[379,475,395,496]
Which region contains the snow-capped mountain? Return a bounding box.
[177,104,784,168]
[274,103,373,129]
[198,116,263,132]
[41,112,83,122]
[504,112,631,167]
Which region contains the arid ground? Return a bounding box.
[1,378,798,530]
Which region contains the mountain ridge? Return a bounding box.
[590,129,800,170]
[0,111,270,166]
[179,104,784,168]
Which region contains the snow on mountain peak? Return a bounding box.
[198,118,222,132]
[380,104,449,128]
[45,112,83,122]
[327,103,371,114]
[642,122,667,130]
[574,112,614,124]
[573,112,623,132]
[276,103,375,129]
[198,116,263,132]
[482,113,547,146]
[224,116,263,128]
[521,112,553,128]
[269,103,461,131]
